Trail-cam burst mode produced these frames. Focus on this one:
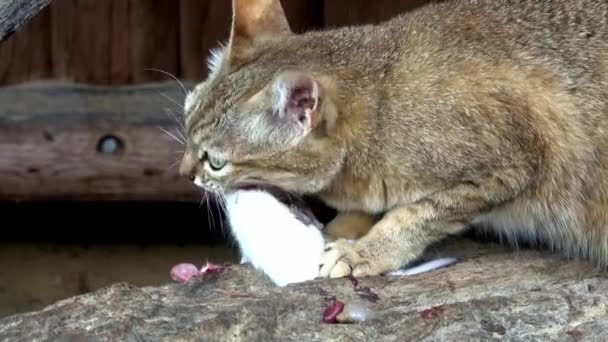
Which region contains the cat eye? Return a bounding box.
[208,155,227,171]
[199,151,228,172]
[200,151,227,171]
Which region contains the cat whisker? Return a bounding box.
[167,160,181,171]
[200,191,216,234]
[289,191,305,202]
[279,188,306,204]
[145,68,188,96]
[217,189,228,210]
[164,108,187,135]
[176,130,187,144]
[159,91,185,110]
[209,193,219,234]
[216,189,229,237]
[214,197,225,235]
[158,126,185,145]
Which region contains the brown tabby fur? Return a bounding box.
[179,0,608,278]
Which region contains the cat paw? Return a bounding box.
[319,239,384,278]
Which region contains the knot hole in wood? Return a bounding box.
[97,134,125,155]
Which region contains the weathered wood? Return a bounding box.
[51,0,114,84]
[131,0,179,83]
[178,0,324,82]
[0,81,200,201]
[1,0,440,85]
[109,0,132,84]
[0,9,52,84]
[1,238,606,340]
[0,0,52,43]
[178,0,232,81]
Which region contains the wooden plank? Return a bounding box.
[49,0,180,84]
[50,0,113,83]
[0,0,52,43]
[0,9,52,84]
[178,0,324,82]
[0,81,200,202]
[49,0,79,82]
[324,0,435,27]
[131,0,179,83]
[178,0,231,81]
[109,0,133,85]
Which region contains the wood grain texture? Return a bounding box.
[0,81,200,202]
[109,0,133,84]
[178,0,324,82]
[0,9,52,84]
[324,0,435,27]
[50,0,114,83]
[0,0,434,85]
[0,0,51,42]
[131,0,179,83]
[178,0,232,82]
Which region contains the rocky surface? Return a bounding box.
[0,238,606,341]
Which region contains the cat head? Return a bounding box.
[179,0,344,195]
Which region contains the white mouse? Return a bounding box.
[224,189,325,287]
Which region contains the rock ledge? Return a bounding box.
[1,239,606,341]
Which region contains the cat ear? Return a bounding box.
[228,0,292,65]
[272,71,322,131]
[231,0,291,40]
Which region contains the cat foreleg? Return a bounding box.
[319,174,526,278]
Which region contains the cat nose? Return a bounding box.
[179,152,197,182]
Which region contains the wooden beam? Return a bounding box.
[0,0,52,43]
[0,80,201,202]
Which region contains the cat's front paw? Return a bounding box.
[319,239,387,278]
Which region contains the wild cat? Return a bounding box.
[178,0,608,279]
